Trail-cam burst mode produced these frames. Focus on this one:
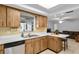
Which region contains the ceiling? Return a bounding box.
[25,4,79,21]
[5,4,79,21]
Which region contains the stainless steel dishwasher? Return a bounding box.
[4,40,25,54]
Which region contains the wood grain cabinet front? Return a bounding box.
[7,7,20,28]
[53,37,63,52]
[33,38,41,54]
[25,38,41,54]
[40,36,47,51]
[0,45,4,54]
[0,5,7,27]
[25,40,34,54]
[48,36,62,53]
[36,15,47,28]
[0,51,4,54]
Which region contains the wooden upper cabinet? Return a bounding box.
[0,5,7,27]
[36,15,47,28]
[7,7,20,28]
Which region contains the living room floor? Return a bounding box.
[40,39,79,54]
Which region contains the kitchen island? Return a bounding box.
[0,32,69,54]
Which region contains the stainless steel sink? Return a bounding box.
[23,35,38,38]
[28,35,38,37]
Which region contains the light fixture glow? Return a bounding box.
[38,4,57,9]
[59,21,64,24]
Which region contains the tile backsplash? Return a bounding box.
[0,27,20,36]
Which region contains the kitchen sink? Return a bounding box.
[28,35,38,37]
[23,35,38,38]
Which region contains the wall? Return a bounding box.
[48,19,79,32]
[58,19,79,32]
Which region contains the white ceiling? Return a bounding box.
[25,4,79,21]
[4,4,79,21]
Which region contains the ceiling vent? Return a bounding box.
[65,10,74,13]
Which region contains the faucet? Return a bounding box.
[21,29,25,37]
[21,32,24,37]
[28,32,31,37]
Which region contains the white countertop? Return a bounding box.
[0,32,69,44]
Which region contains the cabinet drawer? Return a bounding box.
[0,45,4,51]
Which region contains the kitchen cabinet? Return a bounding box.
[0,45,4,54]
[75,35,79,42]
[0,5,6,27]
[40,36,47,51]
[54,37,63,52]
[36,15,47,28]
[33,38,41,54]
[7,7,20,28]
[25,37,47,54]
[25,40,34,54]
[48,36,62,53]
[25,36,62,54]
[25,38,41,54]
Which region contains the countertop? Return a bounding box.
[0,32,69,45]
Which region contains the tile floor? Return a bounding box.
[40,39,79,54]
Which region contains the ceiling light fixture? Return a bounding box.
[38,4,57,9]
[59,20,64,24]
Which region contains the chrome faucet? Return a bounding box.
[21,29,25,37]
[21,32,24,37]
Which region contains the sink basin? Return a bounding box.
[28,35,38,37]
[23,35,38,38]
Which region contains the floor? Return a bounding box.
[40,39,79,54]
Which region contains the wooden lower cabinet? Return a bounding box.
[25,38,41,54]
[0,45,4,54]
[40,36,47,51]
[25,36,62,54]
[25,40,34,54]
[0,51,4,54]
[33,38,41,54]
[75,35,79,42]
[48,36,62,53]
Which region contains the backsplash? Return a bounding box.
[35,27,47,32]
[0,27,20,36]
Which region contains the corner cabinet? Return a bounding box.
[0,5,7,27]
[7,7,20,28]
[48,36,62,53]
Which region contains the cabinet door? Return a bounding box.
[25,40,34,54]
[0,51,4,54]
[40,37,47,51]
[0,5,6,27]
[43,16,47,27]
[48,37,54,49]
[7,7,20,28]
[48,36,62,53]
[33,38,41,54]
[36,15,47,28]
[54,37,62,52]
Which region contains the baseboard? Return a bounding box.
[47,48,59,54]
[37,48,47,54]
[37,48,62,54]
